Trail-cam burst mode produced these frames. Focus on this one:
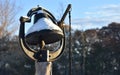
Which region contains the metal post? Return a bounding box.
[68,8,72,75]
[35,61,52,75]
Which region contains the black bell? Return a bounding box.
[25,10,64,45]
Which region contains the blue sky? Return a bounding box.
[17,0,120,30]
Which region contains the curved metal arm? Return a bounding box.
[49,33,65,61]
[19,17,37,60]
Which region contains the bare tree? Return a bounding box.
[0,0,18,39]
[56,2,65,21]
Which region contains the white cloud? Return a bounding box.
[72,4,120,30]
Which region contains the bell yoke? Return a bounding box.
[19,4,71,62]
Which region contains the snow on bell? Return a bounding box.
[25,10,64,45]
